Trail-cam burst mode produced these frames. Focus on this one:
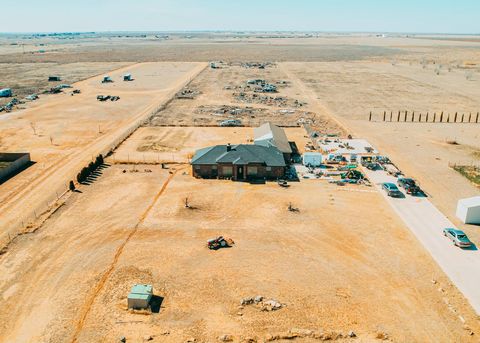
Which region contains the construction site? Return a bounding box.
[1,30,480,343]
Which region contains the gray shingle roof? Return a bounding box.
[191,144,286,167]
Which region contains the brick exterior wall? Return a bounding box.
[192,163,284,181]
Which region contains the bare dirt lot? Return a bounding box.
[0,62,131,106]
[112,127,309,164]
[1,161,479,343]
[147,63,341,133]
[0,62,206,244]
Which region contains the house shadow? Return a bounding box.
[150,295,164,313]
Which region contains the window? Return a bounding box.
[247,166,258,175]
[222,166,233,176]
[212,165,217,170]
[266,166,271,171]
[194,165,200,170]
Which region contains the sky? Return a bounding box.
[0,0,479,34]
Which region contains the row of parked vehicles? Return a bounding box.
[371,156,473,249]
[382,177,421,198]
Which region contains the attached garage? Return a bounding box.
[456,196,480,225]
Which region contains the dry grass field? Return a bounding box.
[0,61,206,245]
[1,33,480,342]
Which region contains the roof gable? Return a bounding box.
[254,122,292,154]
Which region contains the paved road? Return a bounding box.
[364,167,480,314]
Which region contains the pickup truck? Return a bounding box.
[397,177,421,195]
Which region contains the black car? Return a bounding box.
[397,178,420,195]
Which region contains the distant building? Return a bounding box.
[102,76,113,83]
[123,74,132,81]
[191,144,286,181]
[254,122,292,160]
[0,88,12,97]
[48,76,61,82]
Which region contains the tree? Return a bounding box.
[69,180,76,192]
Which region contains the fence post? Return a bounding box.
[440,111,444,122]
[383,111,386,122]
[397,111,400,122]
[411,111,415,122]
[426,112,429,122]
[419,114,422,122]
[404,111,408,122]
[390,111,393,122]
[476,112,479,123]
[447,113,450,123]
[461,113,464,123]
[369,111,372,121]
[469,113,472,123]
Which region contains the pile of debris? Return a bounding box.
[240,62,276,69]
[25,94,39,101]
[219,119,242,127]
[44,84,72,94]
[196,105,266,118]
[264,329,357,341]
[175,88,200,99]
[210,61,227,69]
[240,296,284,312]
[0,98,22,113]
[97,95,120,102]
[234,92,306,108]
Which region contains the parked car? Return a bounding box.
[382,183,403,197]
[397,178,421,195]
[443,228,472,248]
[219,119,242,127]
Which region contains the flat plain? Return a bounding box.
[0,32,480,342]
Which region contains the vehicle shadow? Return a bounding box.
[462,244,478,251]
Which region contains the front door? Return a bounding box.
[237,166,244,180]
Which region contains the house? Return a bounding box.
[191,144,286,181]
[128,284,153,309]
[254,122,292,160]
[456,196,480,224]
[48,76,61,82]
[0,88,12,97]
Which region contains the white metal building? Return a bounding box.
[456,196,480,224]
[303,152,322,167]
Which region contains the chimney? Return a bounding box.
[227,143,231,152]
